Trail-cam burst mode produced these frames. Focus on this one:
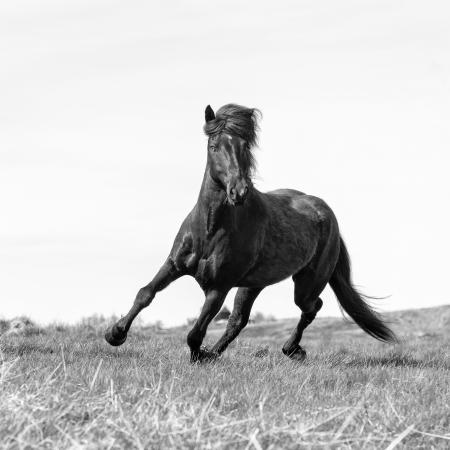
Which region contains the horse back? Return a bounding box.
[266,189,336,224]
[238,189,338,287]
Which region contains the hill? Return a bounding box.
[0,305,448,448]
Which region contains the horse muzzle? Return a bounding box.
[226,181,249,206]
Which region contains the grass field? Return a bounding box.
[0,305,449,449]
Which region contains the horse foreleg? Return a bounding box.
[187,288,229,362]
[105,258,181,346]
[210,287,262,355]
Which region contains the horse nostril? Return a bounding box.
[230,187,237,199]
[238,185,248,200]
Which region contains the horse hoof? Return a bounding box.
[282,345,307,361]
[105,326,127,346]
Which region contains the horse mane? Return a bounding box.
[203,104,261,176]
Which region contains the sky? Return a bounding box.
[1,0,449,326]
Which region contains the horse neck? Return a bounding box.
[195,165,255,234]
[197,167,227,212]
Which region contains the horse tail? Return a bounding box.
[329,236,397,343]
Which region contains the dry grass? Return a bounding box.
[0,306,449,449]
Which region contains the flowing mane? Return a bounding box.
[203,104,261,175]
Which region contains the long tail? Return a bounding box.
[329,237,396,342]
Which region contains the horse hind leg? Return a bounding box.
[282,268,327,361]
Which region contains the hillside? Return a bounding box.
[152,305,450,358]
[0,305,448,449]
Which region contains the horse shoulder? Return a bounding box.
[169,210,199,273]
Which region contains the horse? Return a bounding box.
[105,103,396,362]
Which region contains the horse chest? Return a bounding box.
[193,232,257,289]
[170,199,266,289]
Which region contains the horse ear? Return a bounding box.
[205,105,215,122]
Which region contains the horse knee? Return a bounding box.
[135,287,154,308]
[315,298,323,313]
[227,313,249,334]
[295,297,314,314]
[231,312,245,328]
[237,315,250,331]
[300,298,323,325]
[295,295,322,314]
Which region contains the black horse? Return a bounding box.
[105,104,395,362]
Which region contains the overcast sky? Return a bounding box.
[1,0,449,326]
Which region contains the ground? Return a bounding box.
[0,306,449,449]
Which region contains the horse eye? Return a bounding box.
[210,145,217,152]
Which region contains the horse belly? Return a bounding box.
[239,220,319,287]
[239,247,310,287]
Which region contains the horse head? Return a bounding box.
[203,104,260,206]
